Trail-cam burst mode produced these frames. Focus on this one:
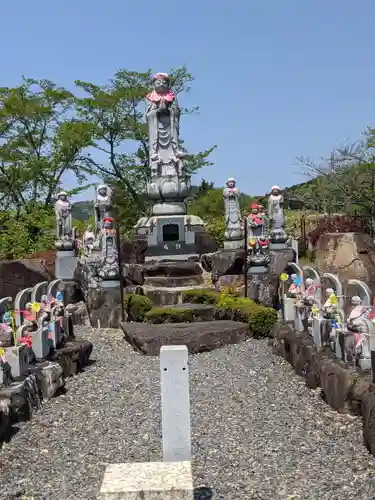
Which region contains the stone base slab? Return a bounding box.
[122,320,249,356]
[270,322,375,456]
[100,461,193,500]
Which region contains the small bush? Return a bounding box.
[181,289,220,304]
[145,307,194,324]
[248,306,278,337]
[124,294,153,322]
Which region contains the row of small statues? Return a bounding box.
[223,178,286,244]
[55,185,113,246]
[284,275,374,362]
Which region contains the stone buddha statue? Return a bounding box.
[146,72,184,175]
[55,191,73,242]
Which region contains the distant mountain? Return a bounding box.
[71,200,94,221]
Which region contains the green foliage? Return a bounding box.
[247,306,278,337]
[144,307,194,324]
[181,289,220,304]
[181,288,277,336]
[124,294,153,322]
[0,207,55,260]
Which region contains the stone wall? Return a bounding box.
[270,323,375,456]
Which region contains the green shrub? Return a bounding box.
[124,294,153,322]
[181,289,220,304]
[248,306,278,337]
[145,307,194,324]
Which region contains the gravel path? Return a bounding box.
[0,326,375,499]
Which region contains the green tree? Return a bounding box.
[296,128,375,218]
[75,67,216,228]
[0,77,94,258]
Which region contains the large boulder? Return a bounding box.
[122,320,249,356]
[315,232,375,288]
[0,259,53,299]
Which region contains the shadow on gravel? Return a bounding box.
[194,486,214,499]
[85,359,97,368]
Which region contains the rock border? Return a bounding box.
[0,337,93,443]
[270,322,375,456]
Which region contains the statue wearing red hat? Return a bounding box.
[247,202,265,238]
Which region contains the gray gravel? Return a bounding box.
[0,326,375,499]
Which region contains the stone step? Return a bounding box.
[144,275,204,288]
[144,285,207,306]
[121,320,249,356]
[151,303,216,322]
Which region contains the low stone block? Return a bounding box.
[122,320,249,356]
[51,339,93,377]
[32,326,51,359]
[99,461,193,500]
[5,345,29,378]
[30,361,64,400]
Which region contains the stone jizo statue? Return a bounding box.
[268,185,284,233]
[223,177,244,245]
[83,225,96,256]
[247,203,265,238]
[95,184,113,235]
[55,191,73,241]
[146,72,184,175]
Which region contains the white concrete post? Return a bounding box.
[160,345,191,463]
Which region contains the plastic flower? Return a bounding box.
[329,294,338,305]
[31,302,40,313]
[21,335,32,348]
[280,273,289,282]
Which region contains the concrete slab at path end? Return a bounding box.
[99,461,193,499]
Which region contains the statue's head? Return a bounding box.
[152,72,170,93]
[305,278,314,287]
[270,185,281,195]
[250,203,259,214]
[291,273,297,282]
[86,224,92,232]
[103,217,113,229]
[325,287,334,297]
[226,177,236,189]
[97,185,108,197]
[351,295,362,306]
[258,205,264,213]
[41,294,48,303]
[57,190,68,201]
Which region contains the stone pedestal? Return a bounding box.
[269,241,289,251]
[223,239,244,250]
[247,273,280,308]
[55,250,78,280]
[87,283,123,328]
[100,461,193,500]
[140,214,205,262]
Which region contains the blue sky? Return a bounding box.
[1,0,374,201]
